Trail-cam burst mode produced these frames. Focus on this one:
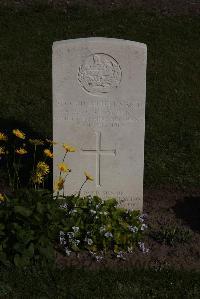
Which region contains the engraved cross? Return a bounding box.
[81,131,116,187]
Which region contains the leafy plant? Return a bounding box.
[0,188,65,267]
[150,225,192,246]
[56,194,148,257]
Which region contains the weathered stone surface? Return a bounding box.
[53,37,147,211]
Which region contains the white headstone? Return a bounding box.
[53,37,147,211]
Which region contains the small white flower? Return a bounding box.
[141,213,148,218]
[90,209,96,214]
[128,246,133,253]
[87,238,93,245]
[95,255,104,262]
[139,213,148,222]
[103,211,108,215]
[89,251,104,262]
[60,231,65,237]
[96,203,101,209]
[99,212,103,215]
[69,209,77,214]
[141,223,148,231]
[74,239,80,245]
[59,238,64,244]
[84,237,93,245]
[139,216,144,223]
[65,248,71,256]
[95,215,99,219]
[104,232,113,238]
[60,203,68,210]
[99,226,106,233]
[67,232,75,239]
[116,251,126,260]
[138,242,149,254]
[59,231,65,244]
[129,226,138,233]
[72,226,79,233]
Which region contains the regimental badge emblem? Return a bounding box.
[78,53,122,95]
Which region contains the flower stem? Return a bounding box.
[6,156,12,188]
[33,145,36,173]
[16,156,21,189]
[62,186,64,197]
[78,179,87,197]
[58,152,67,178]
[12,142,16,191]
[62,152,67,163]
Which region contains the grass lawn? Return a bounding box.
[0,264,200,298]
[0,2,200,297]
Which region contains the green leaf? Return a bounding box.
[14,254,29,267]
[0,251,7,262]
[0,224,5,231]
[38,246,54,260]
[13,242,24,252]
[14,206,32,217]
[26,243,34,257]
[36,202,43,214]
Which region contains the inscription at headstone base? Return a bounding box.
[53,37,147,211]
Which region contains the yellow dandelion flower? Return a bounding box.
[0,132,8,141]
[54,177,65,191]
[0,146,6,155]
[57,162,70,173]
[31,172,44,184]
[63,144,76,152]
[29,139,44,146]
[36,161,50,175]
[46,139,58,145]
[0,193,5,201]
[12,129,26,139]
[44,149,54,158]
[84,171,94,181]
[15,148,28,155]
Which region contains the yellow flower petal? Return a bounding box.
[0,132,8,141]
[54,177,65,191]
[0,146,6,155]
[84,171,94,181]
[57,162,70,173]
[31,172,44,184]
[44,149,54,158]
[0,193,5,201]
[15,148,28,155]
[63,144,76,152]
[36,162,50,175]
[12,129,26,139]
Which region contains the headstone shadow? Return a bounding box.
[173,196,200,233]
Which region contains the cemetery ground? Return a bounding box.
[0,1,200,298]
